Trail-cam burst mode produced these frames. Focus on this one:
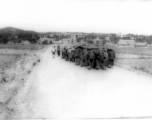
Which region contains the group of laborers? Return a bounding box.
[56,44,116,70]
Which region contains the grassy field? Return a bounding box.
[108,46,152,76]
[115,58,152,75]
[99,44,152,75]
[0,44,46,72]
[0,44,45,50]
[0,54,21,72]
[105,45,152,56]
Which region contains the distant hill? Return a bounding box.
[0,27,40,44]
[0,27,38,36]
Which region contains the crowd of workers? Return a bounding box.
[52,44,115,70]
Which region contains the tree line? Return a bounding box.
[0,31,152,45]
[76,33,152,44]
[0,32,40,44]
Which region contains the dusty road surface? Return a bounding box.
[7,46,152,120]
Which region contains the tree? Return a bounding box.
[96,41,99,46]
[147,36,152,44]
[0,34,9,44]
[1,38,8,44]
[102,40,106,46]
[29,34,40,43]
[111,37,119,44]
[87,40,93,44]
[71,39,74,43]
[42,40,48,45]
[135,37,146,43]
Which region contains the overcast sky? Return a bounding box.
[0,0,152,35]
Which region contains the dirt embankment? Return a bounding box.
[0,50,42,119]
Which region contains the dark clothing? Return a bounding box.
[94,49,100,69]
[97,59,106,70]
[80,54,85,66]
[84,49,88,56]
[71,51,75,62]
[65,50,69,61]
[75,56,80,65]
[57,51,60,56]
[88,49,99,69]
[68,50,73,62]
[89,59,95,69]
[57,47,60,52]
[84,50,89,66]
[80,50,85,66]
[108,51,115,59]
[57,47,60,56]
[89,50,95,59]
[98,51,104,60]
[62,48,66,59]
[62,51,64,58]
[75,48,81,57]
[96,50,104,69]
[108,59,114,66]
[107,50,115,67]
[103,51,108,67]
[75,48,81,65]
[62,49,68,60]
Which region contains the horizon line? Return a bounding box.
[0,26,152,36]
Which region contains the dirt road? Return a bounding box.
[10,46,152,119]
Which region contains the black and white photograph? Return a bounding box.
[0,0,152,120]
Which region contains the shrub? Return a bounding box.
[42,40,48,45]
[87,40,93,44]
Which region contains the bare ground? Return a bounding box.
[0,45,47,120]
